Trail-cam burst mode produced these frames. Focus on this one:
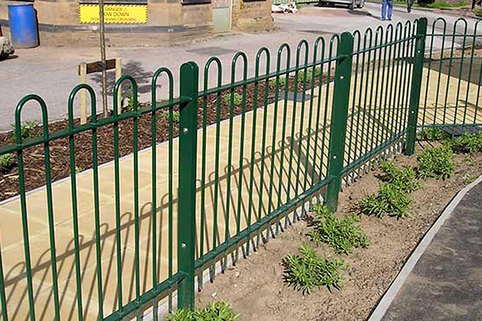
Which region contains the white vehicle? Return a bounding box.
[319,0,366,10]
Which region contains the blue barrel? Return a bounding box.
[8,4,39,48]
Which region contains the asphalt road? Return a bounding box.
[0,2,477,131]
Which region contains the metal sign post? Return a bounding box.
[98,0,108,117]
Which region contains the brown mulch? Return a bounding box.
[195,146,482,321]
[0,72,330,202]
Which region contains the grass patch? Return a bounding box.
[421,0,469,8]
[282,244,345,294]
[164,301,239,321]
[417,146,455,179]
[308,204,369,254]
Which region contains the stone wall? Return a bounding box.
[0,0,272,46]
[231,0,273,32]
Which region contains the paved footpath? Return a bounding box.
[381,181,482,321]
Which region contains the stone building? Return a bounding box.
[0,0,273,46]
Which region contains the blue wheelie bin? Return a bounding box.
[8,3,39,48]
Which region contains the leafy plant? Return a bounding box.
[417,146,455,179]
[380,161,419,193]
[308,205,369,254]
[223,93,243,107]
[282,244,345,294]
[11,121,39,142]
[359,183,412,218]
[416,127,448,141]
[0,153,16,173]
[451,132,482,154]
[162,110,181,124]
[164,301,239,321]
[296,67,321,83]
[269,77,287,89]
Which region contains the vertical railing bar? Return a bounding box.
[421,23,436,127]
[317,37,337,184]
[67,86,88,321]
[442,20,457,125]
[246,49,266,255]
[311,37,326,186]
[293,40,309,200]
[234,52,248,258]
[381,26,394,144]
[0,242,8,321]
[453,19,468,125]
[285,41,303,205]
[113,80,124,313]
[272,44,291,230]
[347,32,361,169]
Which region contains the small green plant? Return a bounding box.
[162,110,181,124]
[282,244,345,294]
[359,183,412,218]
[308,205,369,254]
[296,67,321,83]
[416,127,448,141]
[11,121,39,142]
[164,301,239,321]
[75,166,84,174]
[417,146,455,179]
[451,132,482,153]
[223,93,243,107]
[0,153,16,173]
[380,161,419,193]
[269,77,287,89]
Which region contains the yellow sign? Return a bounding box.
[79,5,147,24]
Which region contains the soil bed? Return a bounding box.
[195,143,482,321]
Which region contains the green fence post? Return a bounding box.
[405,17,428,155]
[325,32,354,212]
[177,61,199,310]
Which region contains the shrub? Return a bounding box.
[451,132,482,154]
[308,205,369,254]
[11,121,39,142]
[0,153,16,173]
[416,127,448,141]
[162,110,180,124]
[164,301,239,321]
[223,93,243,107]
[359,183,412,218]
[282,244,345,294]
[417,146,455,179]
[380,161,419,193]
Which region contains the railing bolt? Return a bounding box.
[183,128,188,134]
[181,243,187,249]
[340,76,344,80]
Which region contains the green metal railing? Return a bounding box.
[0,16,480,321]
